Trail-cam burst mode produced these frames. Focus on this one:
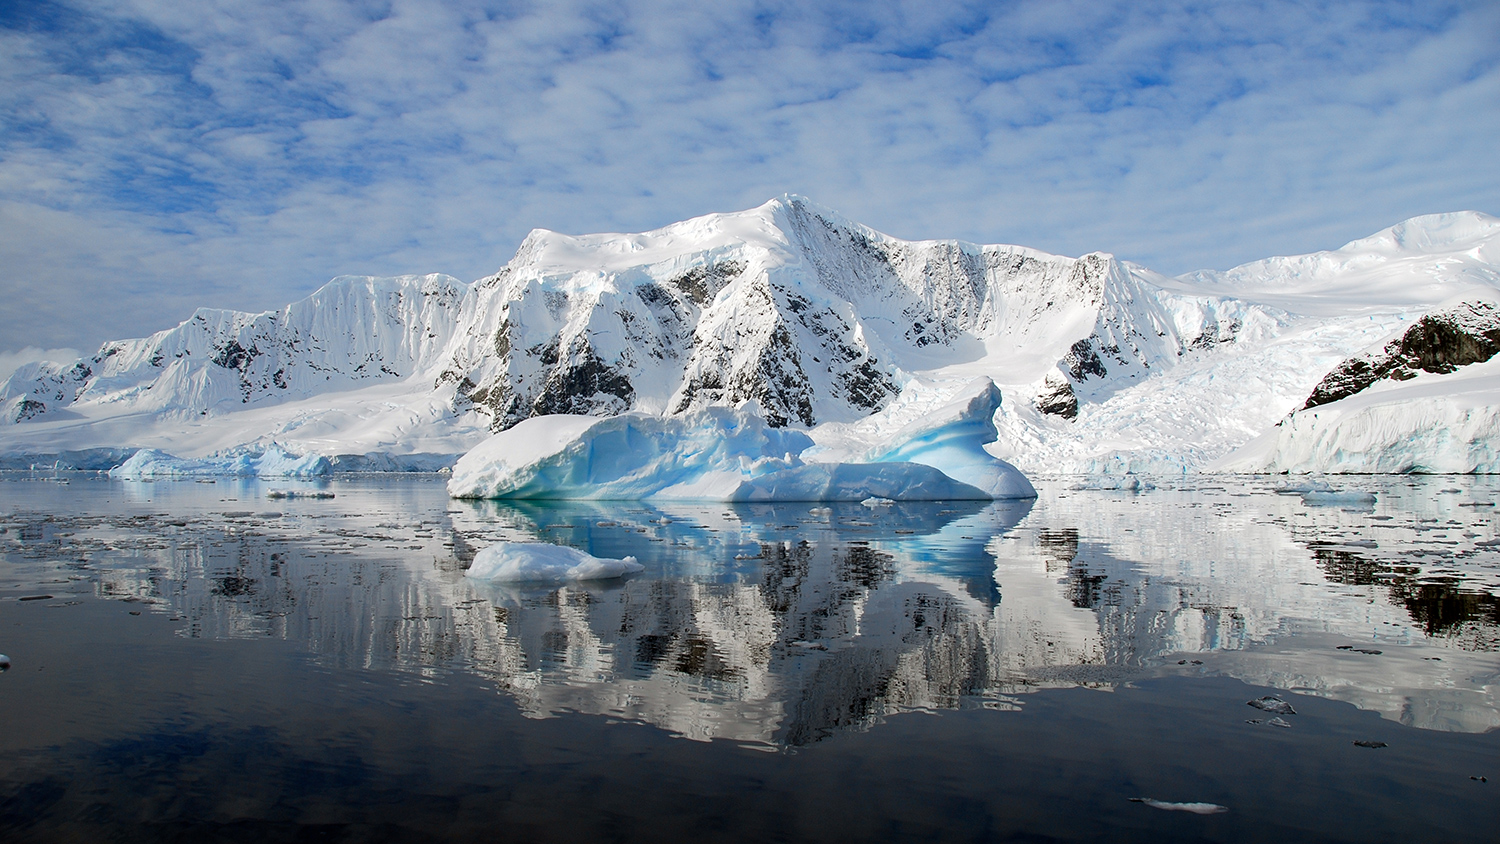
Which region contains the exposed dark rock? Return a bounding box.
[1303,301,1500,410]
[10,398,46,422]
[210,340,257,372]
[664,261,744,306]
[1063,339,1107,381]
[1035,372,1078,419]
[515,336,636,423]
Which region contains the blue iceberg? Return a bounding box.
[447,395,1035,502]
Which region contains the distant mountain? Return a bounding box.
[4,198,1499,473]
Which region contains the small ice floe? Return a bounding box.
[466,542,643,584]
[1246,717,1291,728]
[1071,475,1154,492]
[1247,696,1296,715]
[1129,798,1228,815]
[861,497,895,508]
[1273,479,1333,495]
[808,507,832,516]
[266,489,335,500]
[1352,740,1388,749]
[1301,489,1376,506]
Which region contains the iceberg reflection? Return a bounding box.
[8,474,1496,744]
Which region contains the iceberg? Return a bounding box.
[466,542,643,583]
[447,404,1010,502]
[1301,490,1376,506]
[862,379,1036,499]
[109,446,331,479]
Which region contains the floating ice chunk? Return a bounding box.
[1273,479,1334,494]
[1070,475,1155,491]
[448,406,1002,502]
[1301,490,1376,506]
[863,379,1036,500]
[1129,798,1228,814]
[861,497,894,508]
[266,489,335,500]
[466,542,643,583]
[109,446,330,478]
[1247,696,1296,715]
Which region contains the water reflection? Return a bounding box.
[2,474,1498,742]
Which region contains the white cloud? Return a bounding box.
[1,0,1497,352]
[0,345,82,385]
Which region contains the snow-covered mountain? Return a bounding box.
[4,197,1499,473]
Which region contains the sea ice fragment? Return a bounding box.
[1247,696,1296,715]
[466,542,643,583]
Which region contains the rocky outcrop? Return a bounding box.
[1303,301,1500,410]
[1035,372,1079,419]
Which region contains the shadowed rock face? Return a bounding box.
[1035,372,1079,419]
[1303,301,1500,410]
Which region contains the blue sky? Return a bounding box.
[2,0,1497,358]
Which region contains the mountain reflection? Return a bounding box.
[6,475,1498,742]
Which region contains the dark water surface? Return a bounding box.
[1,473,1497,842]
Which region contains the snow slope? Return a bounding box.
[4,200,1499,475]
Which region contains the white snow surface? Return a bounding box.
[466,542,643,583]
[5,199,1500,476]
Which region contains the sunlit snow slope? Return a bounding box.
[3,198,1499,473]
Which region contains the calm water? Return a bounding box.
[1,472,1497,842]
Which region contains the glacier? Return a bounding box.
[4,197,1500,481]
[1215,357,1500,474]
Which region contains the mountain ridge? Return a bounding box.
[4,196,1498,473]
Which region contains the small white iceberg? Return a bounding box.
[1301,489,1376,506]
[1273,479,1334,495]
[1070,475,1154,492]
[466,542,643,583]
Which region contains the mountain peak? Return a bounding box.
[1338,210,1500,257]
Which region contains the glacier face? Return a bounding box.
[4,198,1500,475]
[1214,358,1500,474]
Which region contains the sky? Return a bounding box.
[1,0,1497,362]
